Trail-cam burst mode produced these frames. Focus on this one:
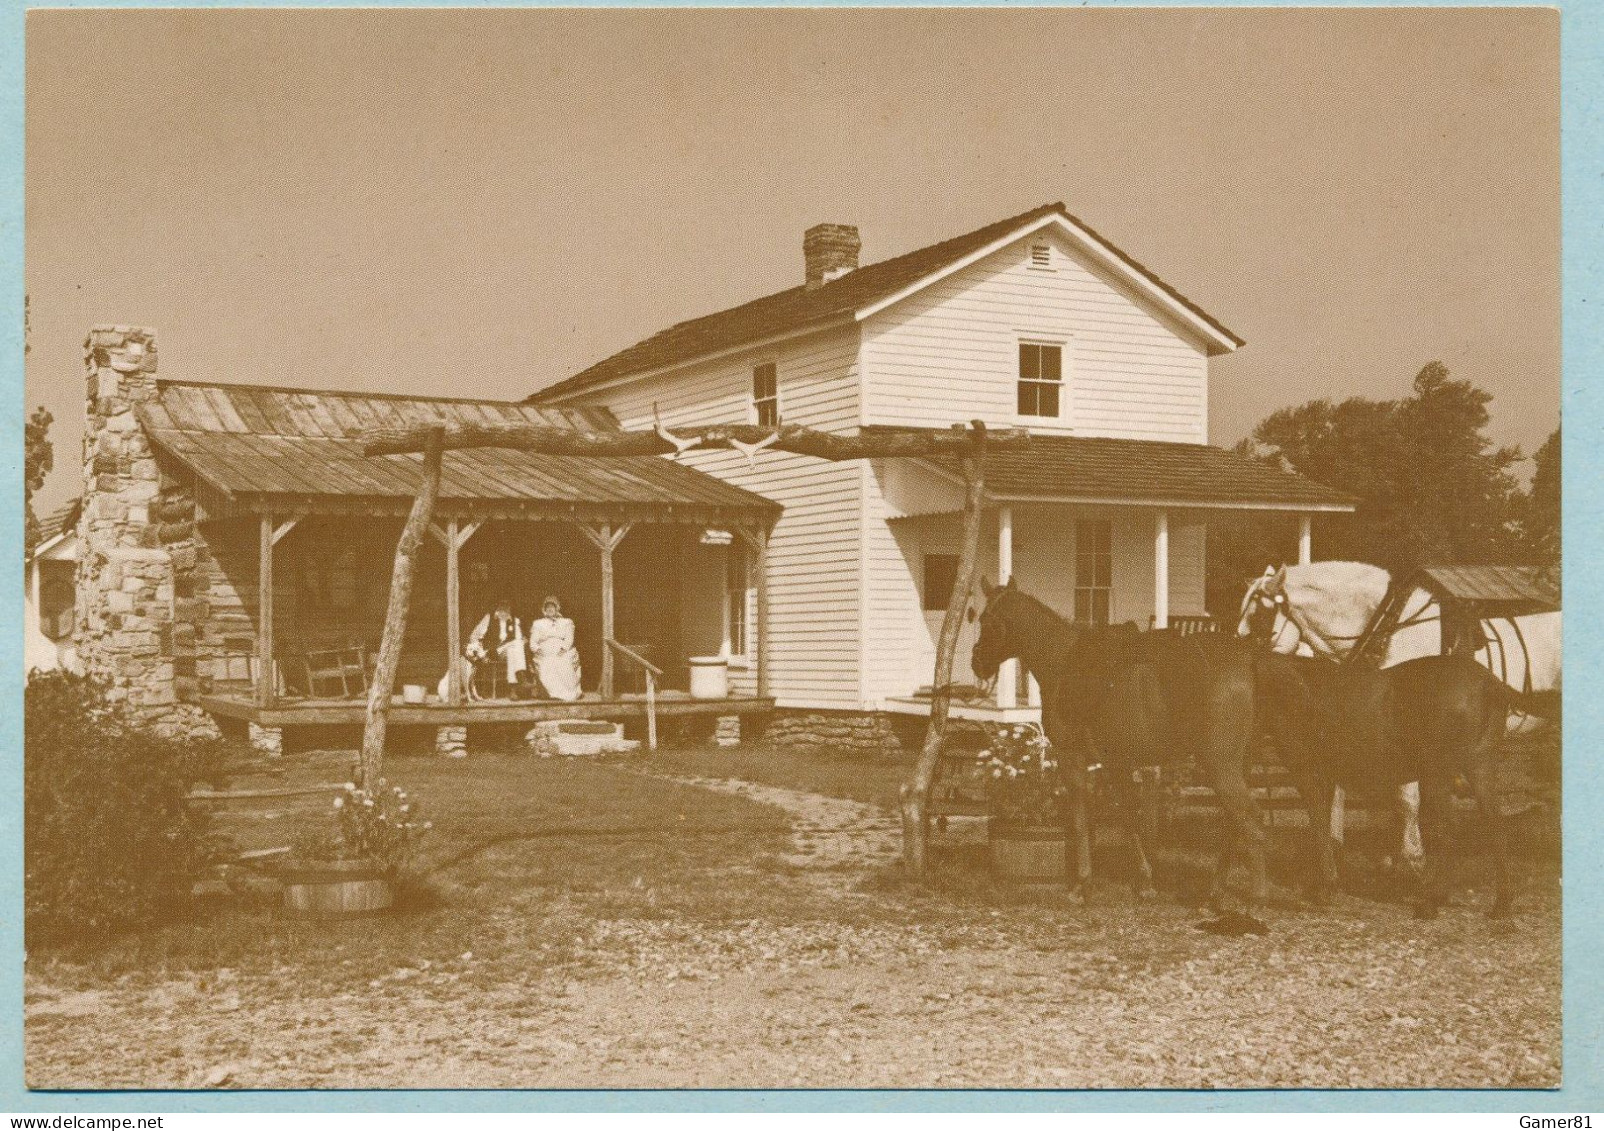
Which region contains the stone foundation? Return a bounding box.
[713,715,742,747]
[435,724,469,758]
[248,722,283,756]
[766,710,906,759]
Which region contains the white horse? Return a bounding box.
[1237,561,1561,862]
[1237,562,1561,724]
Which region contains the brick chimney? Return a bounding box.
[803,223,860,289]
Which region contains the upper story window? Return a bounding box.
[752,362,779,427]
[1074,520,1112,625]
[1017,342,1063,418]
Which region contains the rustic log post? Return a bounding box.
[361,428,445,786]
[901,422,988,875]
[257,512,275,707]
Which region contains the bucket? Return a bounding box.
[402,684,426,704]
[688,656,729,699]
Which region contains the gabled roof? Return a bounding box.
[138,380,779,521]
[531,203,1244,402]
[29,499,82,559]
[865,427,1355,512]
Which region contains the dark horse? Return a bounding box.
[1255,651,1512,917]
[970,578,1267,906]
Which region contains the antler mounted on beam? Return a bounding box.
[359,420,1032,462]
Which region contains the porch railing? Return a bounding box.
[605,638,663,751]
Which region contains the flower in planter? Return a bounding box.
[292,782,432,875]
[980,722,1066,830]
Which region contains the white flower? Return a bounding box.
[343,782,356,791]
[363,798,375,808]
[333,796,344,809]
[992,768,1003,779]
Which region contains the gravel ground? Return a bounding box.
[25,771,1561,1091]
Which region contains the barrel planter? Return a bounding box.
[280,859,394,916]
[988,822,1068,885]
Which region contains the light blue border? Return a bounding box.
[4,0,1597,1114]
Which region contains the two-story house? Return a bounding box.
[530,203,1353,753]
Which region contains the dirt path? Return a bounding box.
[26,773,1562,1091]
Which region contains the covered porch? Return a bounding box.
[868,428,1356,723]
[140,380,781,749]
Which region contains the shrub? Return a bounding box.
[25,670,229,945]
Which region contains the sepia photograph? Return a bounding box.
[20,6,1563,1095]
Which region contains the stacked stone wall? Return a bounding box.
[766,709,907,759]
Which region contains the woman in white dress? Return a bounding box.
[529,596,583,701]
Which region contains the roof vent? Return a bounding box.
[1029,242,1053,269]
[804,223,861,290]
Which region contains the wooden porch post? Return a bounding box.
[901,422,988,876]
[578,521,632,698]
[996,504,1017,709]
[445,517,462,706]
[736,526,771,700]
[1153,509,1169,631]
[257,511,275,707]
[1298,514,1313,565]
[361,428,444,786]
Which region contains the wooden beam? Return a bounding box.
[445,516,463,706]
[736,526,771,700]
[901,423,989,875]
[271,514,304,546]
[578,522,632,698]
[361,419,1034,461]
[257,512,275,707]
[361,428,445,785]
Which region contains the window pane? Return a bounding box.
[924,554,958,611]
[1017,383,1036,416]
[753,363,777,400]
[1074,590,1090,622]
[1019,343,1038,381]
[1092,590,1110,625]
[756,397,778,427]
[1036,383,1059,418]
[1040,346,1062,382]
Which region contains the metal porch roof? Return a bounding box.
[139,381,779,520]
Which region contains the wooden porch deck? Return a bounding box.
[197,690,775,728]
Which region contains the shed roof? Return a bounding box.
[530,203,1244,402]
[1413,565,1560,612]
[139,380,779,522]
[866,427,1355,512]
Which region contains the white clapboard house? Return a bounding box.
[529,203,1355,730]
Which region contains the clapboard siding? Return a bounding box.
[861,226,1210,443]
[569,324,866,709]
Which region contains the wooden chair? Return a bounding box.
[299,641,370,699]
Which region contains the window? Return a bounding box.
[1074,520,1112,625]
[1017,343,1062,418]
[726,545,750,658]
[923,554,958,612]
[752,362,779,427]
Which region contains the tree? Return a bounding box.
[24,406,53,558]
[1210,362,1531,605]
[1524,427,1560,571]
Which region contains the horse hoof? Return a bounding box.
[1136,886,1159,901]
[1413,901,1440,921]
[1064,887,1087,906]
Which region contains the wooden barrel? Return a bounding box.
[988,823,1068,885]
[281,860,394,916]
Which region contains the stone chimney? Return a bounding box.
[76,326,215,740]
[803,223,860,289]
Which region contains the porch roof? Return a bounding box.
[138,380,780,523]
[1411,565,1560,614]
[867,427,1356,512]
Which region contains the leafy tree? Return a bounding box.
[1524,427,1560,571]
[24,406,53,558]
[1208,362,1534,609]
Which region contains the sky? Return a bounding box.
[24,7,1560,516]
